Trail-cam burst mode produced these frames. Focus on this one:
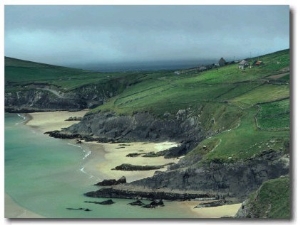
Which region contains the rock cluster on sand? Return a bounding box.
[95,176,127,186]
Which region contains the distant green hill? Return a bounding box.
[5,56,126,91]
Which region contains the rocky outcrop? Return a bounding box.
[5,89,86,112]
[66,207,92,211]
[65,116,82,121]
[128,200,145,206]
[143,199,165,208]
[85,187,216,201]
[64,111,203,157]
[126,150,289,200]
[95,176,127,186]
[84,199,115,205]
[111,163,168,171]
[5,80,126,112]
[85,150,289,202]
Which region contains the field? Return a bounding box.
[5,49,290,164]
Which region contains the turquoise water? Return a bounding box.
[5,113,197,218]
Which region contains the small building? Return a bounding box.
[254,60,263,66]
[238,60,249,69]
[219,57,226,67]
[198,66,207,72]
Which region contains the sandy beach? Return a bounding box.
[177,200,241,218]
[25,110,89,133]
[5,194,44,218]
[13,110,241,218]
[82,141,179,183]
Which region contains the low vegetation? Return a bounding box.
[242,176,290,219]
[5,49,290,219]
[5,49,290,165]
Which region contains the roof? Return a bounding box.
[239,60,248,65]
[255,61,263,65]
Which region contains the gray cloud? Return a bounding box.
[5,5,289,66]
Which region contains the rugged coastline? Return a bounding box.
[5,49,291,218]
[44,109,289,215]
[19,110,242,217]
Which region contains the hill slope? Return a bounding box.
[235,176,290,219]
[5,49,291,218]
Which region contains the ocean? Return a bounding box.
[4,113,198,218]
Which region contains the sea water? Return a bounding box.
[5,113,198,219]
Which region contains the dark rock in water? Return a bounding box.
[143,199,164,208]
[128,200,145,206]
[95,176,127,186]
[44,130,82,139]
[99,199,115,205]
[66,207,91,211]
[85,199,115,205]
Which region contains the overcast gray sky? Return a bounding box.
[5,5,289,66]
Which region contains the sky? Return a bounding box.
[4,5,290,67]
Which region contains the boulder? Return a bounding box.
[95,176,127,186]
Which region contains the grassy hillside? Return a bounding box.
[241,176,290,218]
[5,49,290,164]
[89,49,290,163]
[5,57,133,91]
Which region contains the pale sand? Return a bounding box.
[178,200,242,218]
[5,194,44,218]
[82,141,179,183]
[20,110,241,218]
[26,110,89,133]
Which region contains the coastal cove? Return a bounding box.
[5,112,241,218]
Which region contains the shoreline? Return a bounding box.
[5,193,44,218]
[9,110,241,218]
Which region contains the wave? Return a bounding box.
[67,142,92,160]
[79,166,94,179]
[82,149,91,160]
[15,114,27,125]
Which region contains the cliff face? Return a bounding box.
[5,81,122,112]
[65,111,289,200]
[129,150,289,200]
[83,149,289,202]
[5,89,85,112]
[65,111,204,157]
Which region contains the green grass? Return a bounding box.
[194,106,289,163]
[245,176,290,219]
[5,57,134,91]
[178,49,289,85]
[6,49,290,164]
[257,99,290,130]
[230,84,289,108]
